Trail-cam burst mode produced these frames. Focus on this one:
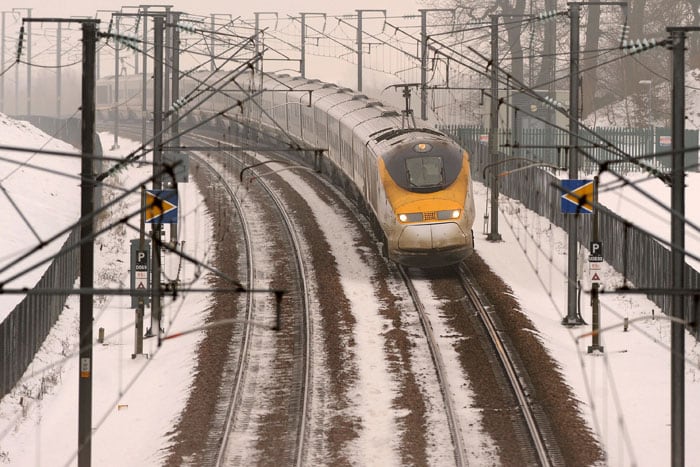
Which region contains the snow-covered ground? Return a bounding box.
[0,132,214,466]
[0,120,698,466]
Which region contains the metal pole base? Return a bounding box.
[486,232,502,242]
[131,353,149,359]
[587,345,604,354]
[110,144,119,150]
[561,316,586,326]
[144,327,164,338]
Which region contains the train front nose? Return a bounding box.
[393,223,472,267]
[398,223,466,250]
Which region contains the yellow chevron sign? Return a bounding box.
[561,180,594,214]
[145,190,178,223]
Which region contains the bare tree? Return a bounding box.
[533,0,557,89]
[581,3,600,116]
[426,0,689,126]
[498,0,527,85]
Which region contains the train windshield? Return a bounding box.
[406,157,443,188]
[383,139,463,193]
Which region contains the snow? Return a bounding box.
[0,115,81,319]
[0,116,698,467]
[286,176,402,466]
[0,131,213,466]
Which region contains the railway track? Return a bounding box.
[398,265,468,467]
[400,263,563,466]
[107,124,563,465]
[112,125,312,465]
[189,134,312,467]
[455,263,561,467]
[190,153,258,465]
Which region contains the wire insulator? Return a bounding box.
[536,10,558,21]
[620,24,630,44]
[622,38,658,55]
[113,34,140,52]
[544,96,564,110]
[176,22,197,33]
[16,26,24,62]
[169,97,190,113]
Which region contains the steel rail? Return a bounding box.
[189,132,311,466]
[186,151,257,467]
[456,263,552,467]
[398,265,467,467]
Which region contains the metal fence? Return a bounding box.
[0,116,95,399]
[445,125,699,174]
[444,126,700,339]
[0,228,80,398]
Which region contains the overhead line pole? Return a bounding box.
[24,17,99,464]
[171,11,180,157]
[0,12,5,114]
[419,8,453,121]
[355,10,385,92]
[487,14,502,242]
[210,13,215,71]
[163,7,171,130]
[169,10,180,246]
[56,22,61,121]
[668,25,695,467]
[300,13,307,77]
[149,14,164,339]
[135,6,174,146]
[254,12,277,88]
[565,1,627,326]
[209,13,231,72]
[564,2,584,326]
[79,19,98,467]
[112,15,120,149]
[141,5,148,145]
[13,8,31,116]
[484,12,532,242]
[26,9,31,117]
[356,10,361,90]
[299,13,325,79]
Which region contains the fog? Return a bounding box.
[8,0,425,20]
[1,0,432,120]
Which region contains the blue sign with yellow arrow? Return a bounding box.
[145,189,178,223]
[561,179,593,214]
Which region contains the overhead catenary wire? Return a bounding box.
[221,11,699,257]
[2,10,696,464]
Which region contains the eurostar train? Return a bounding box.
[96,71,475,267]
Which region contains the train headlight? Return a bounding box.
[413,143,432,153]
[398,213,423,223]
[437,209,461,220]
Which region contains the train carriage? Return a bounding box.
[96,69,475,267]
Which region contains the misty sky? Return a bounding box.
[12,0,426,19]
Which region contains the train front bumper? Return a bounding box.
[392,222,473,267]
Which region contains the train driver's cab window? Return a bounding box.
[406,157,443,188]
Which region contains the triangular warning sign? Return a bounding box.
[137,282,146,289]
[591,273,601,281]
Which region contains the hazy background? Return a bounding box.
[2,0,435,121]
[14,0,426,18]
